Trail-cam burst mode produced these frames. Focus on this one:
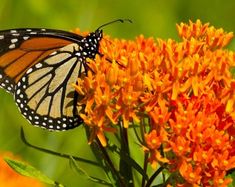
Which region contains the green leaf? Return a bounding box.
[69,156,112,186]
[4,157,64,187]
[230,66,235,79]
[227,170,235,187]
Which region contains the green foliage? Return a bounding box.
[4,157,64,186]
[227,170,235,187]
[230,66,235,78]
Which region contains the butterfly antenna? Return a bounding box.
[96,19,132,30]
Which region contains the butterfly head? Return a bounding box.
[79,19,131,59]
[81,29,103,59]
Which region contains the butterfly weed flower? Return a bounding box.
[74,20,235,186]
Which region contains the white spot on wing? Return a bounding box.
[9,44,16,49]
[30,32,37,35]
[35,63,42,68]
[10,30,17,33]
[23,36,30,40]
[12,33,20,36]
[11,38,18,43]
[16,89,21,95]
[0,35,4,39]
[22,77,26,82]
[26,68,33,74]
[50,51,57,55]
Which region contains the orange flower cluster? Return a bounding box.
[0,152,45,187]
[74,20,235,186]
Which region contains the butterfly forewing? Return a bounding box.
[0,28,81,94]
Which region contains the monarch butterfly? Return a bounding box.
[0,19,131,131]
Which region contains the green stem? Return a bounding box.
[95,137,127,187]
[119,123,134,187]
[85,125,126,186]
[145,164,166,187]
[20,128,100,166]
[141,152,149,187]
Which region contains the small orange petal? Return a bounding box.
[97,130,107,147]
[172,81,179,100]
[226,99,234,113]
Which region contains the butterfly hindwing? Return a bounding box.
[14,43,87,130]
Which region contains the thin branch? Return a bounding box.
[145,164,167,187]
[119,123,134,187]
[95,137,127,187]
[20,127,100,167]
[141,152,149,187]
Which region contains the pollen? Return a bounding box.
[189,172,195,179]
[215,139,221,145]
[178,146,183,152]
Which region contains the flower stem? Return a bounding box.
[141,152,149,187]
[119,123,134,187]
[95,137,127,187]
[145,164,166,187]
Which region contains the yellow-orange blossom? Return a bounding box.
[74,20,235,186]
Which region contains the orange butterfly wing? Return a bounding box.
[0,29,82,93]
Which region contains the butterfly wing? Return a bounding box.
[0,28,87,130]
[14,43,84,130]
[0,28,83,93]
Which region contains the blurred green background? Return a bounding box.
[1,0,235,186]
